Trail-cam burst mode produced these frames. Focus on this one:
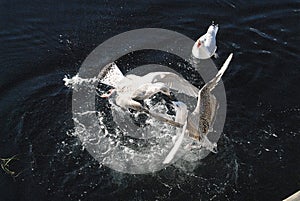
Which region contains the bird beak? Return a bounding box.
[100,89,115,98]
[197,40,201,48]
[212,21,218,27]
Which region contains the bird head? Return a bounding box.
[207,22,218,37]
[196,37,207,48]
[192,23,218,59]
[100,88,116,98]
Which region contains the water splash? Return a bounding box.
[63,74,217,174]
[63,74,98,90]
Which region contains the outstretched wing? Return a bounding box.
[145,72,199,97]
[98,62,125,87]
[202,53,233,92]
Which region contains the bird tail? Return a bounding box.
[98,62,125,88]
[206,53,233,91]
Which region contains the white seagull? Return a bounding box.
[99,53,232,142]
[99,63,198,112]
[99,63,169,112]
[192,22,219,59]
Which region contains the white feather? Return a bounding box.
[98,62,124,87]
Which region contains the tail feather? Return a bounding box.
[98,62,124,87]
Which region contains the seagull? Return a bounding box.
[162,53,233,163]
[192,22,219,59]
[98,63,199,112]
[99,53,233,140]
[188,53,233,140]
[98,63,197,127]
[99,63,170,111]
[102,82,172,112]
[157,53,233,139]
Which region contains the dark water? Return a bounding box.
[0,0,299,200]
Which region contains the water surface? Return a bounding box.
[0,1,299,200]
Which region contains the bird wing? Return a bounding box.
[132,82,167,100]
[163,120,187,164]
[208,94,219,133]
[204,35,217,54]
[163,102,188,164]
[190,54,233,137]
[131,83,152,100]
[202,53,233,92]
[145,72,199,97]
[98,62,125,87]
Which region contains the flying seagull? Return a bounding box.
[163,53,233,163]
[188,53,233,139]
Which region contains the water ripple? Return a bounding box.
[249,27,278,42]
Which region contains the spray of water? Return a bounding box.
[63,73,218,174]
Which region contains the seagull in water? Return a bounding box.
[99,63,199,109]
[163,53,233,164]
[98,63,198,127]
[192,22,219,59]
[189,53,233,139]
[99,63,171,112]
[103,82,172,112]
[99,53,232,141]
